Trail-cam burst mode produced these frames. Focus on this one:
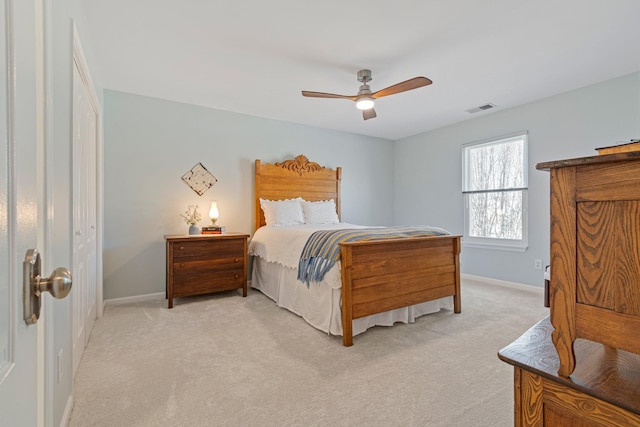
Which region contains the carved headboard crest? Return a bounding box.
[275,155,324,176]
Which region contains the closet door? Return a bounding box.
[71,50,99,376]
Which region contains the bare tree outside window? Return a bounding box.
[463,133,528,250]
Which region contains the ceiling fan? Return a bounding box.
[301,69,432,120]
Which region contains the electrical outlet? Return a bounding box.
[534,259,543,270]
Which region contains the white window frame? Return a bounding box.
[462,131,528,252]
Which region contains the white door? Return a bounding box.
[0,0,50,424]
[71,36,100,377]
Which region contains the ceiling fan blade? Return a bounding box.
[372,77,432,99]
[363,108,377,120]
[301,91,357,100]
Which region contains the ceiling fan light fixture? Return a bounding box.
[301,70,432,120]
[356,97,375,110]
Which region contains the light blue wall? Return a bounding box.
[394,72,640,287]
[103,90,394,300]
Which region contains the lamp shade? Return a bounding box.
[209,201,219,224]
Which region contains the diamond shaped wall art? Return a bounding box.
[181,162,217,196]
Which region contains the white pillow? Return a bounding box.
[301,199,339,224]
[260,198,305,227]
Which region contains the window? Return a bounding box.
[462,132,528,251]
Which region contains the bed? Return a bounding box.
[250,155,462,346]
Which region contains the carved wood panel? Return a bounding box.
[577,201,640,316]
[577,201,617,310]
[617,201,640,316]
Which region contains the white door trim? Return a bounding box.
[0,0,17,385]
[36,0,54,425]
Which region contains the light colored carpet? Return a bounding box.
[68,279,548,427]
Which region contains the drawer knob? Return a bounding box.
[179,246,185,250]
[234,274,239,279]
[234,257,239,262]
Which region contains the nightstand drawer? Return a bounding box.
[172,254,244,275]
[173,269,245,297]
[171,239,244,258]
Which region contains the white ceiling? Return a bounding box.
[84,0,640,141]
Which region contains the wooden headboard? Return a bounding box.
[254,155,341,231]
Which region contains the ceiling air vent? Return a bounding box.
[465,103,496,114]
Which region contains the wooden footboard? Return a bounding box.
[340,235,461,346]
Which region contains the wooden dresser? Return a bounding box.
[499,152,640,426]
[165,233,249,308]
[537,152,640,376]
[499,317,640,426]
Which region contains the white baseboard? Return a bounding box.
[103,292,165,307]
[461,273,544,295]
[103,281,253,307]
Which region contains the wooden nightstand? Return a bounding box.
[164,232,249,308]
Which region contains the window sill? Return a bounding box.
[462,240,528,252]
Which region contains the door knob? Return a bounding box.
[35,267,72,299]
[23,249,73,325]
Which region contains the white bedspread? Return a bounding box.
[248,223,368,269]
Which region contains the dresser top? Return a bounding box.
[536,150,640,171]
[164,232,249,242]
[499,316,640,415]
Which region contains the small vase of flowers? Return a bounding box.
[180,205,202,235]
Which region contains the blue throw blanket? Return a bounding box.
[297,226,449,286]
